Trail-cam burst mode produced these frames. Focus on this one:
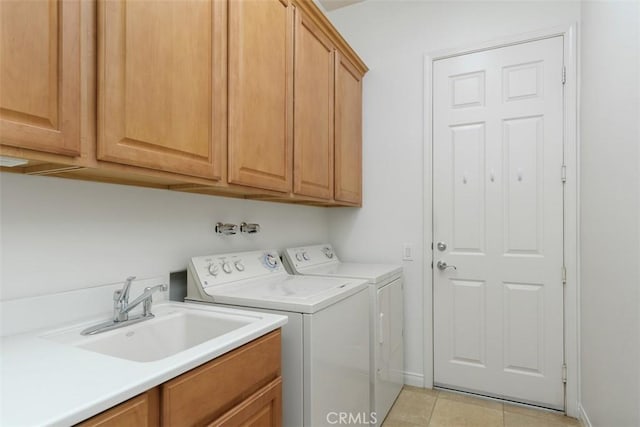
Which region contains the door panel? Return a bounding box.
[503,282,544,375]
[451,123,486,253]
[450,280,486,367]
[503,116,543,254]
[293,10,334,199]
[334,54,363,204]
[433,36,564,409]
[0,0,80,156]
[228,0,293,192]
[98,0,226,179]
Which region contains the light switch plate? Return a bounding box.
[402,244,414,261]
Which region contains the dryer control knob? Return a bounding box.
[234,261,245,272]
[222,261,232,274]
[302,251,310,261]
[208,263,219,276]
[295,253,303,262]
[322,247,334,259]
[263,253,278,269]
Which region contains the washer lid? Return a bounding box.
[297,262,402,285]
[203,275,368,314]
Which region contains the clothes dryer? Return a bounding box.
[283,244,403,426]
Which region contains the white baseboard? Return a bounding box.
[403,371,425,388]
[579,405,593,427]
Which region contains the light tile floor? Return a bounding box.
[382,387,581,427]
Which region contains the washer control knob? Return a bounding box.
[302,251,310,261]
[295,252,303,262]
[322,247,334,259]
[222,261,232,274]
[264,253,278,269]
[208,263,219,276]
[234,260,245,272]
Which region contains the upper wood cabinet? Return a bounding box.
[97,0,226,180]
[0,0,367,207]
[0,0,81,157]
[293,9,335,200]
[227,0,294,193]
[334,52,364,205]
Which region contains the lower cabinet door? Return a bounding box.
[208,378,282,427]
[76,388,159,427]
[161,330,281,427]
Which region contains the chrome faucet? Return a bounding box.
[81,277,168,336]
[113,276,136,322]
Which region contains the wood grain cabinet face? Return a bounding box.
[97,0,226,180]
[0,0,81,156]
[228,0,294,193]
[334,53,363,205]
[293,10,335,200]
[209,378,282,427]
[76,330,281,427]
[76,389,160,427]
[161,329,281,427]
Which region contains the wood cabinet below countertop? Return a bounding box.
[76,330,282,427]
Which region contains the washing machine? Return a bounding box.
[186,249,371,427]
[282,244,404,426]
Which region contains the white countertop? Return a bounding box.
[0,301,287,426]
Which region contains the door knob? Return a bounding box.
[436,242,447,251]
[437,261,457,271]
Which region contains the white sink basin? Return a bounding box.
[42,304,260,362]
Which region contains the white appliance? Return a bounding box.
[186,250,371,427]
[282,244,404,426]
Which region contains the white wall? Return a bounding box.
[579,1,640,426]
[0,173,329,300]
[325,1,580,386]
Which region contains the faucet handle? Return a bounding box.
[240,222,260,234]
[118,276,136,303]
[215,222,238,235]
[123,276,136,289]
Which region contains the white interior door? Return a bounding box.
[432,36,565,409]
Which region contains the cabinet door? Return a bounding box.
[77,388,159,427]
[209,378,282,427]
[161,330,281,427]
[98,0,226,180]
[334,53,363,205]
[0,0,80,156]
[228,0,293,192]
[293,10,334,200]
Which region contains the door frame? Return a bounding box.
[422,24,579,417]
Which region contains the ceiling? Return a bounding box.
[319,0,367,11]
